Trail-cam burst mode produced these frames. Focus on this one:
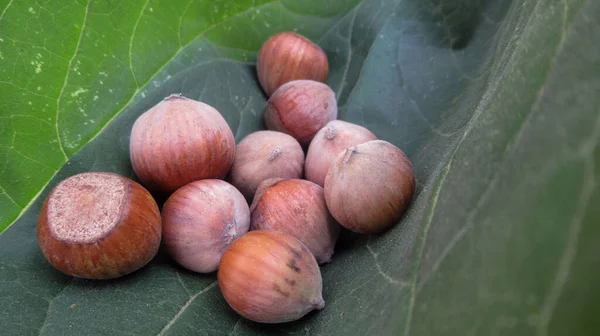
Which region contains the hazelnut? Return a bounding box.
[129,94,235,193]
[229,131,304,201]
[218,230,325,323]
[257,32,328,96]
[264,80,337,146]
[324,140,415,234]
[305,120,378,187]
[37,172,161,279]
[161,179,250,273]
[250,178,339,264]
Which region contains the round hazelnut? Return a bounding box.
[264,80,337,146]
[218,230,325,323]
[305,120,378,187]
[324,140,415,234]
[129,94,235,193]
[250,178,339,264]
[37,172,161,279]
[161,179,250,273]
[229,131,304,201]
[257,32,328,96]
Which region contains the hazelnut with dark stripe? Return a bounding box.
[37,172,161,279]
[218,230,325,323]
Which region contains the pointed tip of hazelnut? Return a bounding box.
[324,126,336,141]
[317,249,334,265]
[342,146,359,165]
[268,147,282,161]
[313,297,325,310]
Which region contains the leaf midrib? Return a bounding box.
[401,0,538,333]
[402,0,589,334]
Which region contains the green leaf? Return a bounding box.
[1,0,598,335]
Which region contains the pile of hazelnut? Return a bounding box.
[37,32,415,324]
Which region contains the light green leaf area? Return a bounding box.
[1,0,598,335]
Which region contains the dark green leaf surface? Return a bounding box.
[1,0,598,335]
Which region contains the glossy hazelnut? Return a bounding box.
[264,80,337,146]
[129,94,235,193]
[161,179,250,273]
[37,172,161,279]
[257,32,328,96]
[218,230,325,323]
[324,140,415,234]
[305,120,378,187]
[229,131,304,201]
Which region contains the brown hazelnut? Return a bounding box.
[218,230,325,323]
[250,178,339,264]
[264,80,337,146]
[257,32,328,96]
[37,172,161,279]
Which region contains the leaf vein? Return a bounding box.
[0,0,14,24]
[10,147,56,171]
[174,271,191,297]
[177,0,193,47]
[0,185,22,208]
[536,109,600,335]
[403,160,451,335]
[228,317,242,336]
[157,281,218,335]
[54,0,91,161]
[366,243,406,286]
[129,0,150,88]
[38,278,74,335]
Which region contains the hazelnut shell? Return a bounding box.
[218,230,325,324]
[305,120,378,187]
[264,80,337,146]
[37,172,161,279]
[250,178,339,264]
[324,140,415,234]
[161,179,250,273]
[129,94,235,193]
[257,32,328,96]
[229,131,304,201]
